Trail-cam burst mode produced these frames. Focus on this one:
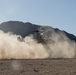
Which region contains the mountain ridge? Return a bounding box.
[0,21,76,43]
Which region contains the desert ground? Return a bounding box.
[0,59,76,75]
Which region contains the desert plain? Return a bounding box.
[0,59,76,75]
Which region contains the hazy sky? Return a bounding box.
[0,0,76,35]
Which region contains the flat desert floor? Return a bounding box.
[0,59,76,75]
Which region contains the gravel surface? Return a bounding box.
[0,59,76,75]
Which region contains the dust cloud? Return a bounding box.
[0,30,76,59]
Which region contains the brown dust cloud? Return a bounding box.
[0,30,76,59]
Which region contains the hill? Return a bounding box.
[0,21,76,43]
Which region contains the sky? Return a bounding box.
[0,0,76,35]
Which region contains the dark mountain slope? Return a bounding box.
[0,21,76,43]
[0,21,39,37]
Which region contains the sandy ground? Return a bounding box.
[0,59,76,75]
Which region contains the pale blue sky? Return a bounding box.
[0,0,76,35]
